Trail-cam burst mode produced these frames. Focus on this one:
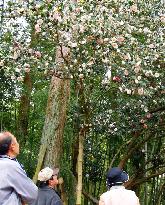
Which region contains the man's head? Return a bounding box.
[38,167,59,188]
[106,167,129,188]
[0,131,19,157]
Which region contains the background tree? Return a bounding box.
[0,0,164,205]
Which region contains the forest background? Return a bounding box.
[0,0,165,205]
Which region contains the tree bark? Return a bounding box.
[33,74,70,170]
[33,44,70,180]
[17,72,32,146]
[43,75,70,167]
[76,130,84,205]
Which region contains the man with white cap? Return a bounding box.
[34,167,63,205]
[99,167,140,205]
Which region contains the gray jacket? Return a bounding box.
[34,186,62,205]
[0,155,38,205]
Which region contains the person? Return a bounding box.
[0,131,38,205]
[34,167,63,205]
[99,167,140,205]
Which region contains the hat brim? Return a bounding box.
[53,168,59,176]
[120,171,129,182]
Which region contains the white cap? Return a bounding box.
[38,167,59,182]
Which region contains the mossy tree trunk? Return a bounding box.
[43,75,70,167]
[17,72,32,146]
[33,46,70,205]
[33,74,70,181]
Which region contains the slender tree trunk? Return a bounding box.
[17,72,32,146]
[76,130,84,205]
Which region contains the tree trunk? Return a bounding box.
[76,130,84,205]
[33,74,70,182]
[43,75,70,167]
[17,72,32,146]
[33,47,70,205]
[30,42,71,205]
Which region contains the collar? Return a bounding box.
[110,185,125,190]
[39,185,55,191]
[0,154,26,174]
[0,155,16,160]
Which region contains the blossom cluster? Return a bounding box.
[0,0,164,131]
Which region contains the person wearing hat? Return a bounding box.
[33,167,63,205]
[99,167,140,205]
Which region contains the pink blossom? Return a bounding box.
[35,24,41,33]
[61,46,70,57]
[11,76,16,80]
[53,12,62,21]
[160,15,165,23]
[111,42,118,49]
[24,64,30,73]
[17,76,24,82]
[138,88,144,95]
[96,38,104,45]
[113,76,121,82]
[134,66,141,74]
[123,53,131,61]
[148,44,155,48]
[140,119,145,124]
[79,74,84,79]
[37,19,43,25]
[79,25,85,33]
[28,49,33,54]
[75,8,81,13]
[0,60,4,66]
[146,113,152,119]
[117,36,125,43]
[130,4,138,13]
[124,70,129,76]
[35,51,42,58]
[143,124,148,129]
[13,51,18,60]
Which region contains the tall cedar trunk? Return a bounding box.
[17,72,32,146]
[43,75,70,167]
[33,44,70,205]
[76,130,84,205]
[33,75,70,181]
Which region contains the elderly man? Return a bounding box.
[0,131,38,205]
[99,167,140,205]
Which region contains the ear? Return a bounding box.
[10,142,15,150]
[48,179,53,186]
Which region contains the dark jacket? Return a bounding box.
[34,186,62,205]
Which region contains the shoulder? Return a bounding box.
[122,189,139,201]
[124,189,137,195]
[51,191,62,203]
[8,160,26,175]
[51,195,62,205]
[39,187,60,198]
[100,191,110,200]
[0,157,20,172]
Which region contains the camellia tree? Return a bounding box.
[0,0,165,204]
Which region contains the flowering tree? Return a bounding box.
[1,0,165,204]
